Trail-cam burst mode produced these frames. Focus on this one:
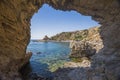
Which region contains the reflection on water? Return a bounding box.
[21,41,71,79]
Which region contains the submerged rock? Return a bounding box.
[36,52,42,54]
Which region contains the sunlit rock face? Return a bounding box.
[0,0,42,79]
[0,0,120,80]
[69,27,103,60]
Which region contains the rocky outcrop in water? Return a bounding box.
[0,0,120,80]
[53,27,103,80]
[50,27,103,60]
[69,27,103,60]
[43,35,50,41]
[69,41,97,60]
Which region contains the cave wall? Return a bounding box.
[0,0,120,80]
[0,0,43,79]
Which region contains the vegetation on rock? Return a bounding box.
[50,26,103,62]
[69,27,103,61]
[50,26,101,42]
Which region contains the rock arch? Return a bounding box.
[0,0,120,80]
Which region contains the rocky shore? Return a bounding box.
[53,59,91,80]
[29,26,104,80]
[69,27,103,59]
[13,26,104,80]
[0,0,120,80]
[51,27,104,80]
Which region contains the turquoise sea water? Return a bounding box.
[22,41,71,79]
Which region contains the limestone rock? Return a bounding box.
[0,0,120,80]
[69,27,103,60]
[70,41,97,60]
[63,59,91,68]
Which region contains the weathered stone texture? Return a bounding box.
[0,0,120,80]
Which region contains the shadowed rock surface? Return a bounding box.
[43,35,50,41]
[0,0,120,80]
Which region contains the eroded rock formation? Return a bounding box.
[70,41,97,60]
[69,27,103,60]
[0,0,120,80]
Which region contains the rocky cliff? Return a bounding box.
[50,32,73,41]
[0,0,120,80]
[50,26,101,41]
[69,27,103,60]
[50,26,102,42]
[50,26,103,60]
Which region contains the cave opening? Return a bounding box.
[0,0,119,80]
[21,4,100,80]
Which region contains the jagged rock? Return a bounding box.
[43,35,50,41]
[69,27,103,61]
[0,0,120,80]
[70,41,97,60]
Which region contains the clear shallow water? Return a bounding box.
[23,41,71,79]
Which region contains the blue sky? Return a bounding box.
[31,4,99,39]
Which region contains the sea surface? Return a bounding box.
[22,41,71,79]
